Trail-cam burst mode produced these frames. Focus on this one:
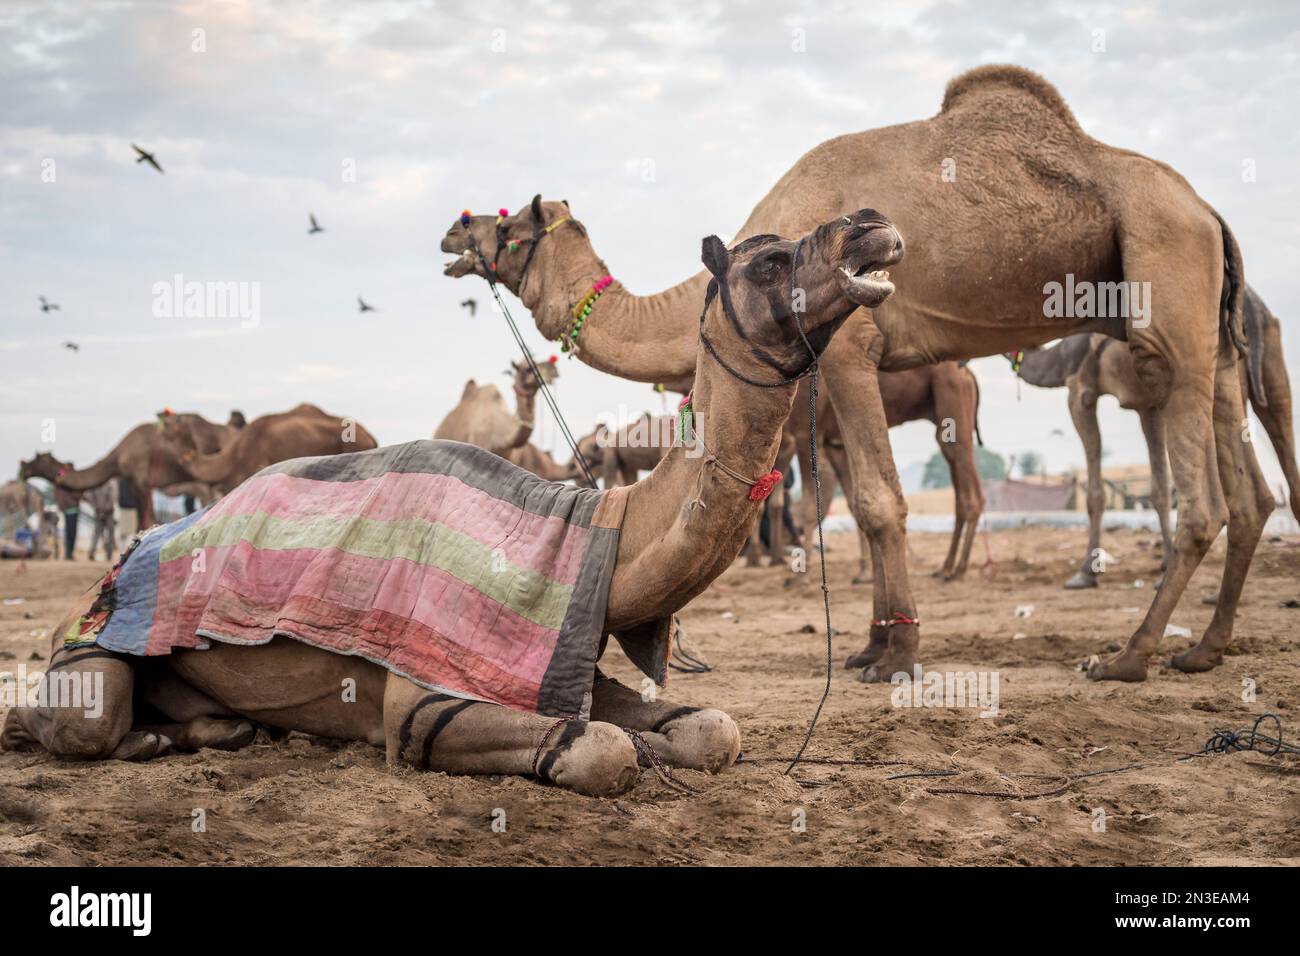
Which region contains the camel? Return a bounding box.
[441,65,1272,684]
[18,411,243,529]
[2,211,903,795]
[571,414,676,488]
[1016,285,1300,589]
[161,403,378,495]
[434,356,578,480]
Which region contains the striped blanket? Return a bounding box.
[66,440,664,719]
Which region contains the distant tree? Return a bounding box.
[922,448,1008,489]
[977,447,1008,482]
[1019,451,1044,477]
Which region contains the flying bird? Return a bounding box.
[308,213,324,234]
[358,297,377,313]
[62,341,80,352]
[131,143,164,174]
[38,296,60,313]
[460,298,477,317]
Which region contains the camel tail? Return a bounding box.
[1212,210,1262,405]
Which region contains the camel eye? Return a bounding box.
[746,252,789,284]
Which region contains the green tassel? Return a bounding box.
[677,398,694,443]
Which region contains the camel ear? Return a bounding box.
[530,194,544,223]
[701,235,729,279]
[561,199,570,209]
[461,379,478,399]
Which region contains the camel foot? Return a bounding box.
[538,721,639,798]
[845,634,888,669]
[1,710,38,752]
[173,717,257,752]
[110,731,172,761]
[858,647,918,684]
[1086,650,1148,683]
[1064,571,1099,590]
[1170,644,1224,674]
[654,709,740,774]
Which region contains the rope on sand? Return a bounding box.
[740,715,1297,800]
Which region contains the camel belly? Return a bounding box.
[167,638,388,746]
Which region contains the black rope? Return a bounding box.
[667,616,712,674]
[1200,713,1297,757]
[466,225,596,487]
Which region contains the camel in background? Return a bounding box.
[1016,285,1299,589]
[442,65,1271,684]
[4,212,901,795]
[435,356,581,481]
[18,411,244,529]
[160,403,378,495]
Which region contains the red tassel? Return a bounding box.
[749,469,782,502]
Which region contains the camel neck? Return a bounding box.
[515,237,708,387]
[603,322,797,630]
[50,452,118,491]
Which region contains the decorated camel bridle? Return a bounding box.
[459,208,614,357]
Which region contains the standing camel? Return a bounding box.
[160,404,378,495]
[435,356,577,480]
[442,65,1270,684]
[3,212,902,795]
[18,411,242,529]
[1015,285,1299,589]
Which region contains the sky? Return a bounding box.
[2,0,1298,496]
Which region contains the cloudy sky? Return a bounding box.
[2,0,1298,496]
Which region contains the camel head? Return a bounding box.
[441,197,583,293]
[509,356,559,395]
[697,209,903,376]
[18,451,69,483]
[441,211,498,280]
[156,408,199,461]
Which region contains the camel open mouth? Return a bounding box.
[840,266,895,308]
[443,249,481,278]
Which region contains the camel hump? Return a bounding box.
[940,64,1081,132]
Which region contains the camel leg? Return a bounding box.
[935,436,965,580]
[1138,407,1174,581]
[382,675,639,797]
[821,442,869,584]
[1066,379,1105,589]
[1,647,166,761]
[1245,342,1300,522]
[588,672,739,772]
[819,326,920,681]
[1088,219,1228,682]
[1169,352,1273,672]
[768,479,786,564]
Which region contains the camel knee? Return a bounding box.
[1176,507,1223,555]
[849,488,905,539]
[657,708,740,773]
[538,721,638,797]
[46,711,127,759]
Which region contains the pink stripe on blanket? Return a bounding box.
[145,541,562,685]
[199,471,589,585]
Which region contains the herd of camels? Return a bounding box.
[5,65,1298,796]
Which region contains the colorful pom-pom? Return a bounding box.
[749,470,783,502]
[499,208,509,217]
[460,209,472,226]
[548,355,558,364]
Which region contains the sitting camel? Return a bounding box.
[160,403,378,495]
[572,413,677,488]
[2,211,902,795]
[1015,285,1300,589]
[435,356,578,481]
[18,410,243,529]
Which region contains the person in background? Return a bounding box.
[39,508,60,558]
[85,480,117,561]
[54,486,80,560]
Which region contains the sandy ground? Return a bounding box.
[1,524,1298,866]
